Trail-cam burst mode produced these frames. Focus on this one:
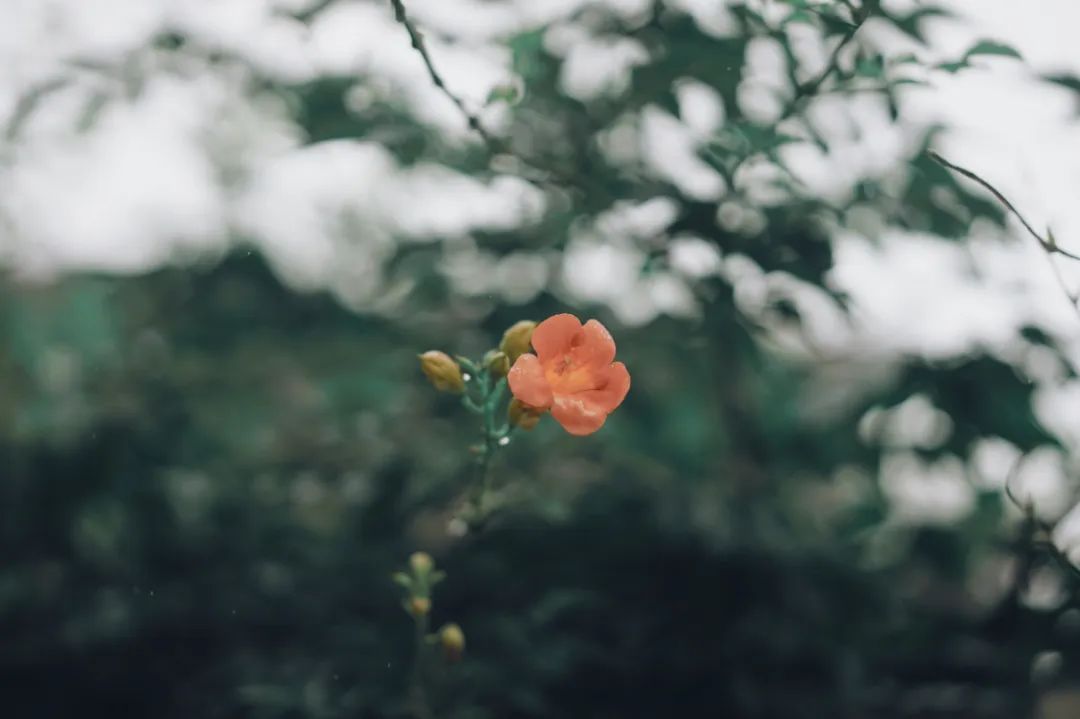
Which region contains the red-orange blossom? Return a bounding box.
[507,313,630,436]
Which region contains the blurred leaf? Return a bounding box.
[964,39,1023,61]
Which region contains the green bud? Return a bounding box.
[419,351,465,393]
[499,320,536,364]
[409,551,434,575]
[484,350,511,378]
[439,623,466,662]
[508,398,544,431]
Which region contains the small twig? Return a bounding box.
[929,152,1064,255]
[772,2,871,131]
[385,0,603,197]
[929,151,1080,315]
[1000,453,1080,591]
[3,77,71,143]
[784,0,876,112]
[388,0,500,153]
[1003,454,1031,520]
[286,0,338,23]
[796,20,862,99]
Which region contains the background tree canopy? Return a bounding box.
[4,0,1080,717]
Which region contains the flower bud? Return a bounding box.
[418,351,465,393]
[409,551,434,576]
[407,596,431,617]
[484,350,511,379]
[499,320,537,364]
[439,623,466,662]
[508,398,544,431]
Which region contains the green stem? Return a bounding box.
[464,375,510,530]
[408,613,434,719]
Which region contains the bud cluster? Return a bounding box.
[393,552,466,664]
[417,319,547,432]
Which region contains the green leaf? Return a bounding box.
[935,61,966,74]
[485,82,523,107]
[855,56,885,79]
[892,7,952,44]
[1044,73,1080,93]
[784,9,817,25]
[963,39,1022,62]
[889,78,929,88]
[935,39,1022,74]
[889,53,921,66]
[820,13,858,35]
[510,29,546,80]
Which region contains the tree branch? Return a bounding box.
[929,151,1080,315]
[387,0,500,152]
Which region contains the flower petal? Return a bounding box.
[507,353,554,409]
[571,319,616,369]
[578,361,630,414]
[531,313,582,363]
[550,363,629,435]
[551,395,609,436]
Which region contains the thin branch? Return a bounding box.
[4,77,71,143]
[387,0,500,153]
[929,151,1080,315]
[928,152,1080,259]
[796,19,862,100]
[785,0,878,111]
[287,0,338,24]
[1000,453,1080,597]
[774,2,872,130]
[385,0,603,197]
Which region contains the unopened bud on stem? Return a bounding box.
[439,623,466,662]
[508,398,544,431]
[409,551,434,576]
[499,320,537,364]
[484,350,511,378]
[407,596,431,617]
[418,351,465,393]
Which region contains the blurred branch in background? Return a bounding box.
[930,151,1080,318]
[387,0,499,151]
[385,0,580,195]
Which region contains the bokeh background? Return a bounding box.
[5,0,1080,717]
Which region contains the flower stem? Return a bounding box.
[408,612,434,719]
[460,371,509,530]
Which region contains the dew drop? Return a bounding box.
[498,436,510,446]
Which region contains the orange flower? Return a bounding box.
[506,313,630,436]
